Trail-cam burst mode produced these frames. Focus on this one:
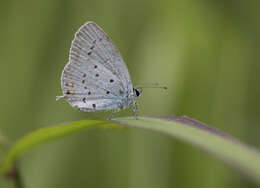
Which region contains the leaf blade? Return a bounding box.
[1,116,260,185]
[112,116,260,184]
[0,119,116,174]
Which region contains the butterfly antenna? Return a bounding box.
[136,83,167,90]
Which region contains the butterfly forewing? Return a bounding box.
[76,22,132,89]
[61,22,133,112]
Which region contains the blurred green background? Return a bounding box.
[0,0,260,187]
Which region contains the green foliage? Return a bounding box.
[0,120,114,174]
[1,117,260,185]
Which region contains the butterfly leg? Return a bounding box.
[132,101,139,120]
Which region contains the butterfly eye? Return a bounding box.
[133,88,140,97]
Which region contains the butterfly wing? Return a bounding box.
[60,22,133,112]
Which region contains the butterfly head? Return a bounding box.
[133,88,142,98]
[134,84,167,98]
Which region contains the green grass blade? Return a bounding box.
[1,116,260,185]
[0,119,118,175]
[113,116,260,184]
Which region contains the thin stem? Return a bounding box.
[5,166,24,188]
[14,168,24,188]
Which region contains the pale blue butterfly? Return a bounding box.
[57,22,166,118]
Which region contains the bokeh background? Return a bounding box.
[0,0,260,187]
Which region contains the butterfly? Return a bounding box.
[56,21,166,119]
